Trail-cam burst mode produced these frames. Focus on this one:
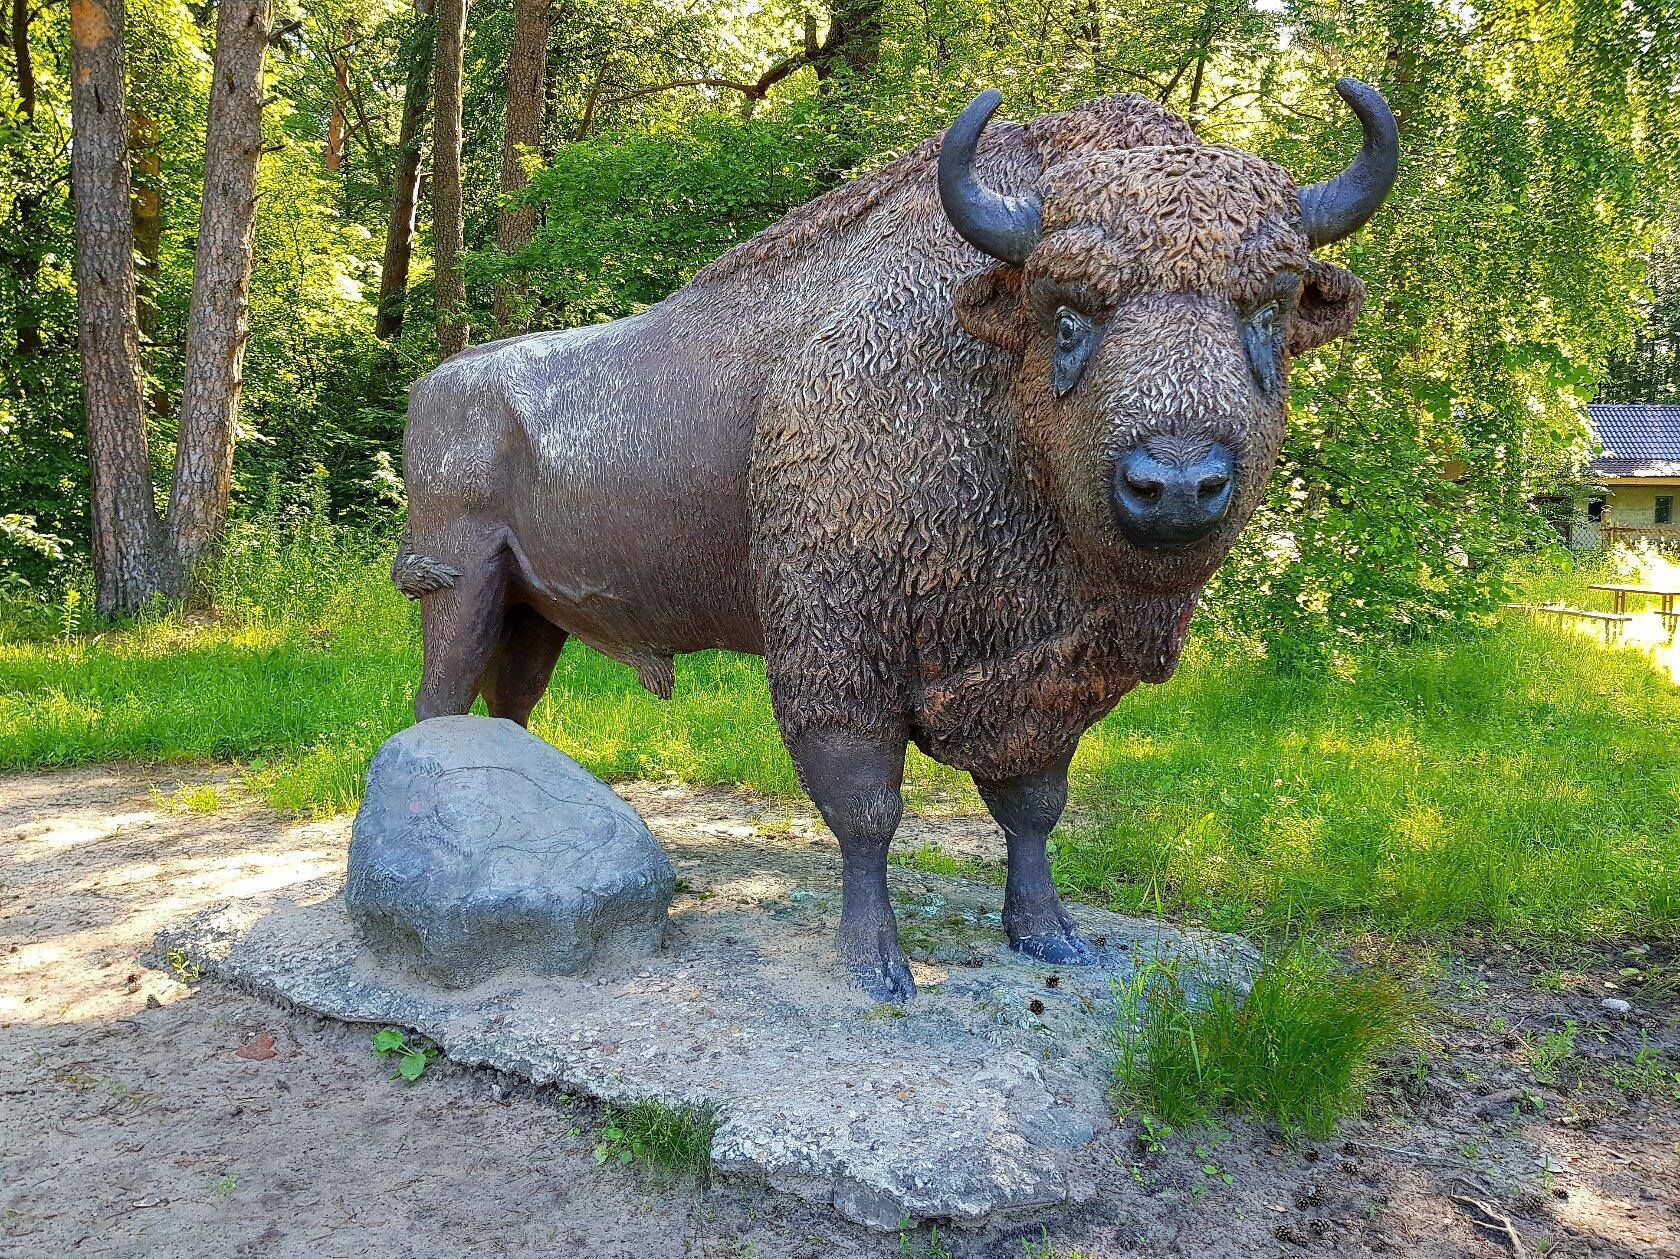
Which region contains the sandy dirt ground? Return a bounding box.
[1,765,1676,1258]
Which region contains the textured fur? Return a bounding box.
[391,550,462,599]
[398,85,1373,782]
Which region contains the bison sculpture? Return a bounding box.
[396,81,1399,1000]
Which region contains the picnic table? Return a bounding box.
[1588,583,1680,617]
[1503,602,1633,640]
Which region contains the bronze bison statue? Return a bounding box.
[395,81,1398,1000]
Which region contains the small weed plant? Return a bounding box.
[1527,1021,1579,1086]
[1607,1033,1680,1099]
[1111,945,1415,1137]
[165,949,201,984]
[592,1099,715,1182]
[372,1027,439,1081]
[1019,1231,1092,1259]
[150,782,222,814]
[895,1219,954,1259]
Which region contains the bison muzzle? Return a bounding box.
[396,80,1398,1001]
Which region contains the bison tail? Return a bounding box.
[629,653,675,701]
[391,551,463,599]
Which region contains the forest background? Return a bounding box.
[3,0,1680,660]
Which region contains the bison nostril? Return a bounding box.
[1126,474,1163,502]
[1196,474,1229,502]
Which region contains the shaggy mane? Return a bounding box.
[692,92,1197,287]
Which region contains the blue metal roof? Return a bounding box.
[1586,404,1680,478]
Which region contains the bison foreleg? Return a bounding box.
[787,726,915,1003]
[976,751,1099,967]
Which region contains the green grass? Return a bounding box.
[1054,620,1680,938]
[1111,945,1417,1137]
[593,1099,716,1181]
[3,522,1678,938]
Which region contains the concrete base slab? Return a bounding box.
[153,829,1256,1230]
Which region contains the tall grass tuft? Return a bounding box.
[594,1099,716,1182]
[1111,945,1416,1138]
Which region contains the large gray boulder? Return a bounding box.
[346,716,674,987]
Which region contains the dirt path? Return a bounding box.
[2,766,1675,1257]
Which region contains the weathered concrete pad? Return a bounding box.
[155,824,1256,1231]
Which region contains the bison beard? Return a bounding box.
[397,82,1396,1001]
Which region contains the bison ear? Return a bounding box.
[955,265,1033,353]
[1286,260,1366,356]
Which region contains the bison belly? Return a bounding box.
[403,309,765,660]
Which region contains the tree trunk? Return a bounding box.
[811,0,883,85]
[326,39,348,171]
[492,0,548,335]
[166,0,270,578]
[130,110,161,342]
[69,0,174,615]
[376,0,433,340]
[432,0,468,357]
[12,0,40,357]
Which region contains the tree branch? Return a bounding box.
[342,69,392,196]
[598,46,807,113]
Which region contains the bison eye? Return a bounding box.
[1241,302,1285,395]
[1051,306,1098,397]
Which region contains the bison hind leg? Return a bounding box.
[482,605,569,727]
[412,528,511,723]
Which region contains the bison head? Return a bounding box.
[942,80,1396,590]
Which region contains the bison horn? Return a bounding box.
[938,90,1043,266]
[1298,78,1400,248]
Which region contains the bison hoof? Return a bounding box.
[850,954,917,1004]
[1009,929,1100,967]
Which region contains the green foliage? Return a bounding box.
[1111,946,1416,1137]
[504,107,839,325]
[236,146,413,524]
[1601,216,1680,404]
[372,1026,440,1081]
[592,1099,715,1181]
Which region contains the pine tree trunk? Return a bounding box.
[167,0,270,578]
[492,0,548,335]
[69,0,174,616]
[12,0,42,357]
[376,0,433,341]
[432,0,469,358]
[130,110,162,341]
